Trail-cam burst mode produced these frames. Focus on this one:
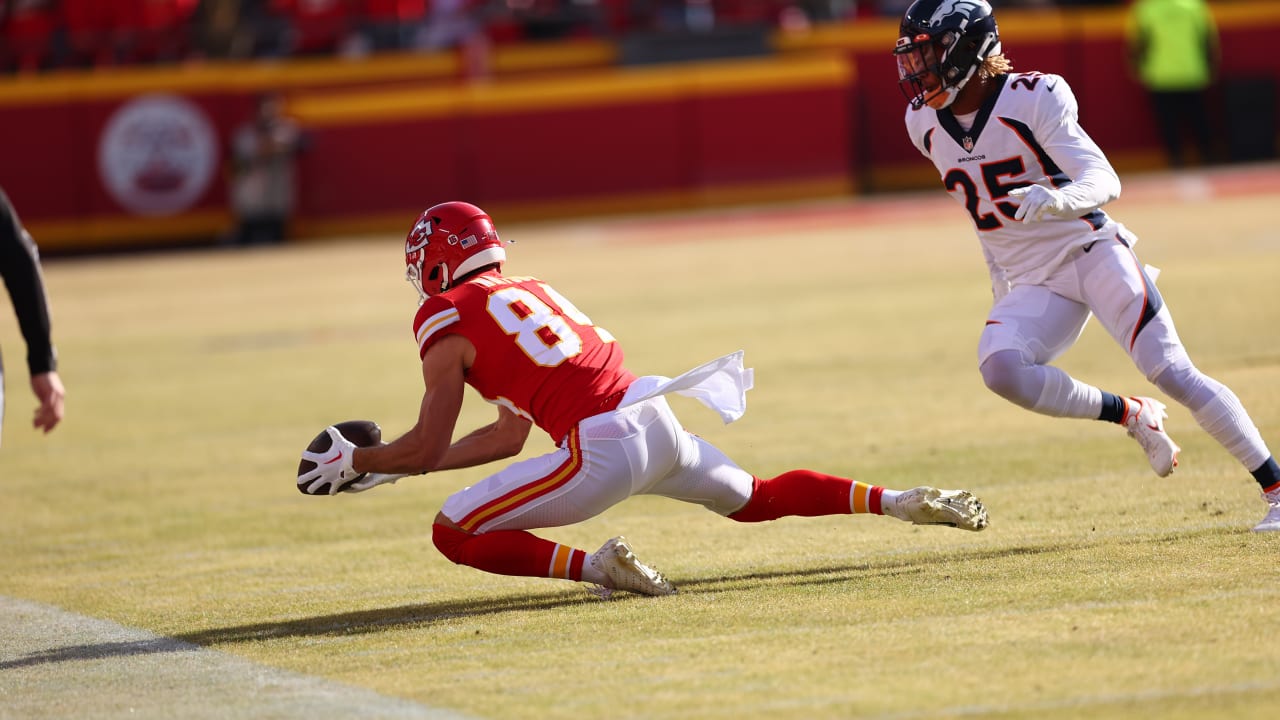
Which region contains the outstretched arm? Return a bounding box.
[352,333,532,477]
[432,405,532,472]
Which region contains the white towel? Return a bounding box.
[622,350,755,424]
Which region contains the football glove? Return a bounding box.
[343,472,407,494]
[1009,184,1067,223]
[298,425,362,495]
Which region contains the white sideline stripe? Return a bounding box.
[0,595,475,720]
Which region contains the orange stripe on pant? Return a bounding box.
[852,481,871,513]
[850,481,884,514]
[550,544,573,579]
[457,427,584,532]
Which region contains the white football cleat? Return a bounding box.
[1123,396,1180,477]
[587,536,676,599]
[1253,488,1280,533]
[886,487,989,531]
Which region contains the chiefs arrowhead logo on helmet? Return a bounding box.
[404,201,506,303]
[407,216,433,254]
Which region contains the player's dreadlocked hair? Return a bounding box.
[979,54,1013,79]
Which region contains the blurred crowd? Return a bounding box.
[0,0,837,73]
[0,0,1120,74]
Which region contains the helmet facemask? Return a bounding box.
[895,33,955,110]
[405,251,447,305]
[894,0,1001,111]
[404,222,435,304]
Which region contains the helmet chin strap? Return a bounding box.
[925,85,960,109]
[436,263,451,294]
[927,60,982,110]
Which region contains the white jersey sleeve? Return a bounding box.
[902,72,1130,286]
[1023,75,1120,218]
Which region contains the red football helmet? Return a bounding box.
[404,201,506,302]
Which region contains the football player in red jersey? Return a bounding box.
[893,0,1280,531]
[297,201,988,597]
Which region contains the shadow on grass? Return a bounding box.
[0,525,1232,670]
[0,636,202,671]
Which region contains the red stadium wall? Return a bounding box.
[0,4,1276,252]
[285,55,854,238]
[0,52,852,251]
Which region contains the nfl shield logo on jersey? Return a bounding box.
[963,136,975,152]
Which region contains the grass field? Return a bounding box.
[2,165,1279,719]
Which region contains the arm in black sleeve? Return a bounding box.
[0,189,57,375]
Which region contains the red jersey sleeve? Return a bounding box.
[412,294,462,359]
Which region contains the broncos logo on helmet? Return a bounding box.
[922,0,988,30]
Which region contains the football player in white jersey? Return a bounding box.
[892,0,1280,531]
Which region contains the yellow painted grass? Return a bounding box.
[1,173,1279,719]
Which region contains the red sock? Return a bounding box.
[433,523,587,581]
[729,469,882,522]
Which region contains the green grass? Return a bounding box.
[2,173,1279,719]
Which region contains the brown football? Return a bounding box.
[296,420,382,494]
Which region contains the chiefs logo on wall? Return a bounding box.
[97,94,218,217]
